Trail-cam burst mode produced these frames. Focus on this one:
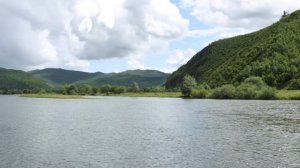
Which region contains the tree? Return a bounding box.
[115,86,126,94]
[100,85,111,94]
[91,87,99,95]
[181,75,197,97]
[211,84,236,99]
[78,84,92,95]
[62,84,78,95]
[131,82,140,92]
[244,76,266,89]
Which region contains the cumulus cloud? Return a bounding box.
[0,0,188,70]
[167,49,196,67]
[181,0,300,39]
[125,48,196,73]
[182,0,300,29]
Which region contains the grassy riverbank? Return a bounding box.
[20,94,83,99]
[276,90,300,100]
[18,90,300,100]
[101,92,182,98]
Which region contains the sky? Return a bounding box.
[0,0,300,73]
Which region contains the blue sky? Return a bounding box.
[1,0,300,73]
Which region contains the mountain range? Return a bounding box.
[0,68,170,90]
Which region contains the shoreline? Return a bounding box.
[12,90,300,100]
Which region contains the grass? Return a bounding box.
[276,90,300,100]
[100,92,182,98]
[18,90,300,100]
[20,93,83,99]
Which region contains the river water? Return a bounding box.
[0,95,299,167]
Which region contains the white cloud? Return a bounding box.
[125,48,196,73]
[127,55,146,70]
[167,48,196,67]
[0,0,189,71]
[181,0,300,44]
[182,0,300,29]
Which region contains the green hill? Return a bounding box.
[31,68,102,85]
[0,68,49,91]
[31,68,169,87]
[78,70,170,87]
[166,10,300,90]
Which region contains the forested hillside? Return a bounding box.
[31,69,169,87]
[0,68,49,91]
[166,10,300,89]
[31,68,102,85]
[77,70,169,87]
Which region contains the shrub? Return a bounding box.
[287,79,300,90]
[191,89,208,98]
[181,75,197,97]
[257,87,277,100]
[236,83,258,99]
[211,84,236,99]
[244,76,266,89]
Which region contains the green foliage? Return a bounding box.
[143,86,165,92]
[78,84,92,95]
[244,76,266,89]
[110,85,127,94]
[91,87,99,95]
[130,82,140,92]
[100,85,111,94]
[277,90,300,99]
[190,89,208,98]
[211,77,277,100]
[31,68,101,85]
[32,69,169,88]
[62,84,78,95]
[166,10,300,89]
[181,75,197,97]
[211,84,236,99]
[287,78,300,90]
[84,70,169,87]
[235,83,258,99]
[0,68,49,92]
[256,87,277,100]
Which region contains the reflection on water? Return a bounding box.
[0,95,299,168]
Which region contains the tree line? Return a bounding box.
[0,81,172,95]
[180,75,277,99]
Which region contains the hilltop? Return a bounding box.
[166,10,300,90]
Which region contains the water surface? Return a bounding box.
[0,95,299,167]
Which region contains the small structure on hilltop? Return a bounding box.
[282,10,289,18]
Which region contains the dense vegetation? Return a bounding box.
[166,10,300,90]
[76,70,170,87]
[0,68,169,94]
[31,68,101,85]
[0,68,50,94]
[182,75,277,100]
[31,69,169,88]
[59,82,166,96]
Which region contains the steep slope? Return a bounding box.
[31,68,103,85]
[0,68,49,90]
[78,70,170,87]
[166,10,300,89]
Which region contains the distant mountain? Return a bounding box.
[31,68,103,85]
[30,68,169,87]
[0,68,49,90]
[166,10,300,89]
[77,70,170,87]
